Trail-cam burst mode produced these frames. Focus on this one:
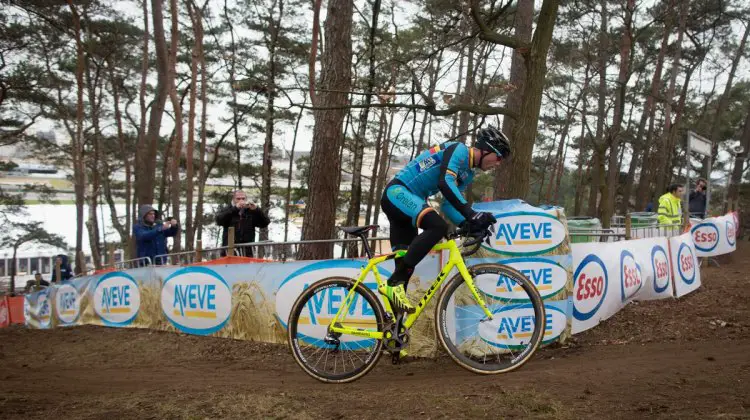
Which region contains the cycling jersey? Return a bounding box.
[384,141,475,227]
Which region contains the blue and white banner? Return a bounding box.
[691,214,737,257]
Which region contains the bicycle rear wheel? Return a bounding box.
[435,264,545,374]
[287,277,386,383]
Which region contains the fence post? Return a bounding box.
[55,259,62,284]
[195,239,202,263]
[228,226,235,257]
[624,214,632,240]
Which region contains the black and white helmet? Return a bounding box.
[476,125,512,159]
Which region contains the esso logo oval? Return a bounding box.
[475,258,567,301]
[485,212,566,255]
[620,250,643,302]
[726,220,736,247]
[276,261,389,348]
[478,303,566,350]
[161,267,232,335]
[677,243,696,285]
[94,272,141,326]
[651,245,671,294]
[55,283,80,325]
[573,254,608,321]
[691,223,719,252]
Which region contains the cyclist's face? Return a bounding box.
[479,153,503,171]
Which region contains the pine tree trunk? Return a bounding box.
[364,110,386,226]
[635,0,674,209]
[653,0,687,197]
[66,0,87,274]
[138,0,170,208]
[728,105,750,204]
[493,0,534,199]
[586,0,608,218]
[298,0,353,260]
[285,95,306,243]
[84,55,103,269]
[107,65,131,248]
[183,2,201,251]
[706,20,750,183]
[134,0,149,227]
[457,39,475,143]
[574,94,588,216]
[601,0,634,227]
[167,0,183,254]
[345,0,382,257]
[194,37,209,245]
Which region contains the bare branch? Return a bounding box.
[470,0,529,51]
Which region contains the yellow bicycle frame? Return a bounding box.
[327,239,493,339]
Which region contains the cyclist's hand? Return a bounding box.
[468,211,497,233]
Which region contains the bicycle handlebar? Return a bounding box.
[449,226,492,257]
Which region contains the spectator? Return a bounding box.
[50,255,73,283]
[24,272,50,293]
[133,205,179,265]
[645,197,655,213]
[689,178,707,219]
[658,184,684,225]
[215,190,270,257]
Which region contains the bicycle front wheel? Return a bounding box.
[287,277,386,383]
[435,264,545,374]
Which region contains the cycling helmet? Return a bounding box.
[476,125,512,159]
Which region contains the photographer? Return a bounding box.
[133,205,179,265]
[689,178,708,219]
[215,190,270,257]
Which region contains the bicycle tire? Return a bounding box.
[435,263,546,374]
[287,277,386,383]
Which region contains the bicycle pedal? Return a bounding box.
[391,353,401,365]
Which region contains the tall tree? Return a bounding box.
[586,0,608,218]
[298,0,353,260]
[601,0,635,227]
[492,0,533,199]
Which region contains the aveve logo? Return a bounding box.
[692,223,719,252]
[475,258,567,300]
[620,250,643,302]
[37,291,52,327]
[677,243,696,285]
[276,261,389,346]
[55,283,80,325]
[478,304,566,349]
[573,254,608,321]
[94,272,141,326]
[726,220,736,247]
[487,212,566,255]
[161,267,232,335]
[651,245,671,294]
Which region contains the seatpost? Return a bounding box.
[360,235,374,259]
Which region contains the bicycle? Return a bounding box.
[287,224,546,383]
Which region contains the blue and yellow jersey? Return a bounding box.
[392,141,476,225]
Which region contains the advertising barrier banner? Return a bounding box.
[691,214,737,257]
[0,297,8,328]
[21,206,734,355]
[472,200,574,343]
[670,232,701,298]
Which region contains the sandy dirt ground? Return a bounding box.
[1,245,749,419]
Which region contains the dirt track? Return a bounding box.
[2,246,750,419]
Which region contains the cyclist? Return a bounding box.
[379,126,512,313]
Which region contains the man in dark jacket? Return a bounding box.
[50,255,73,283]
[688,178,707,219]
[133,205,179,265]
[215,190,270,257]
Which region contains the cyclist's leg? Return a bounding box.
[381,182,448,288]
[394,210,448,287]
